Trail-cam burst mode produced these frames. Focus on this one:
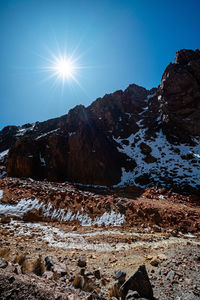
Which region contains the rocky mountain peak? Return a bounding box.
[174,49,200,65]
[0,49,199,194]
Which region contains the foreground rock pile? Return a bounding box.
[0,241,200,300]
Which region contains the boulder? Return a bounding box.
[120,265,154,300]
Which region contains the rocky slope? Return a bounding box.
[0,49,200,193]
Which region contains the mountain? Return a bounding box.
[0,49,200,193]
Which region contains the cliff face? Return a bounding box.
[0,49,200,192]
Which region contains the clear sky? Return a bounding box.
[0,0,200,129]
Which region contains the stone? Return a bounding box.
[45,256,54,271]
[109,281,122,299]
[94,269,101,279]
[52,263,68,277]
[120,265,154,300]
[42,271,54,280]
[77,256,87,268]
[150,258,159,267]
[73,275,84,289]
[166,270,175,280]
[0,258,8,269]
[0,216,11,224]
[114,270,126,283]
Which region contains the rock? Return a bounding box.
[0,258,8,269]
[77,256,87,268]
[53,263,68,277]
[23,208,44,222]
[80,268,85,276]
[166,270,175,280]
[120,265,154,300]
[45,256,54,271]
[126,290,140,299]
[42,271,54,280]
[152,225,161,232]
[114,270,126,283]
[158,49,200,141]
[73,275,84,289]
[109,281,122,299]
[150,258,159,267]
[0,216,11,224]
[94,269,101,280]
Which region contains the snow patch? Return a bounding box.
[36,129,59,140]
[0,198,125,226]
[0,171,7,178]
[68,132,76,137]
[0,149,9,159]
[16,123,35,137]
[39,153,46,166]
[113,116,200,188]
[0,190,3,200]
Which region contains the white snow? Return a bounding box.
[125,113,132,119]
[0,198,42,217]
[113,110,200,188]
[16,123,35,137]
[65,181,108,189]
[35,129,59,140]
[0,190,3,200]
[0,149,9,159]
[0,198,125,226]
[68,132,76,136]
[1,219,199,252]
[39,153,46,166]
[0,171,7,178]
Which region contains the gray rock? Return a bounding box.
[52,263,68,277]
[166,270,175,280]
[45,256,54,271]
[114,270,126,283]
[120,265,154,300]
[42,271,54,280]
[0,258,8,269]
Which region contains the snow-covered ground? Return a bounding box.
[1,219,199,252]
[16,123,35,137]
[113,100,200,188]
[0,198,125,226]
[0,149,9,160]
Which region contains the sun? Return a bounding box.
[39,43,92,93]
[53,57,76,80]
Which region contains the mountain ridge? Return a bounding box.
[0,49,200,193]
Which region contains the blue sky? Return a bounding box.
[0,0,200,129]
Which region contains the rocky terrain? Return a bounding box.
[0,177,200,299]
[0,49,200,299]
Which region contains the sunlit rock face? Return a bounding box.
[157,49,200,142]
[0,49,200,192]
